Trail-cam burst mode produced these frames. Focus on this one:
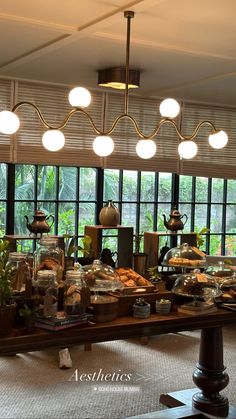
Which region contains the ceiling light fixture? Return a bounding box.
[0,11,228,158]
[98,67,140,89]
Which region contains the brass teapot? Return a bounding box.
[25,209,54,236]
[163,207,188,232]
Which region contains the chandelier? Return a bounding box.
[0,11,228,159]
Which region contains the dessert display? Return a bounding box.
[163,243,206,267]
[205,261,234,279]
[205,262,236,302]
[82,259,123,292]
[172,271,221,299]
[115,267,155,294]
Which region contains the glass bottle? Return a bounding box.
[8,252,32,297]
[33,237,64,283]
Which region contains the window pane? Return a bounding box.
[179,176,192,202]
[225,236,236,256]
[78,203,96,234]
[0,203,6,235]
[0,163,7,235]
[210,205,223,233]
[79,168,97,200]
[140,172,155,201]
[0,164,7,198]
[158,173,172,202]
[58,202,76,235]
[194,204,207,231]
[209,235,222,255]
[227,180,236,203]
[140,203,154,232]
[195,177,208,202]
[59,167,77,201]
[14,202,35,234]
[157,203,172,231]
[37,166,56,200]
[104,169,119,201]
[179,203,191,231]
[15,164,35,200]
[212,178,224,203]
[226,205,236,233]
[121,203,136,226]
[122,171,137,201]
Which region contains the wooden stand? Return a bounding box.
[144,231,197,268]
[84,225,133,267]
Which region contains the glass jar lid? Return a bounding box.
[9,252,29,261]
[39,237,58,246]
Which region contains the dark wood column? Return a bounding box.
[192,327,229,417]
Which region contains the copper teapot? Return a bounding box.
[25,209,54,236]
[163,207,188,232]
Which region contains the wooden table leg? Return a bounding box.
[192,327,229,417]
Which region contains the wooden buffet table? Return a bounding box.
[1,308,236,418]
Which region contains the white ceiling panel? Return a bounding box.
[0,0,236,107]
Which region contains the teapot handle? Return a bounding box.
[181,214,188,226]
[46,214,55,228]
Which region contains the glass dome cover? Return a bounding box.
[82,259,123,292]
[205,261,234,278]
[163,243,206,267]
[172,271,221,299]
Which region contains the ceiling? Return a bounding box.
[1,0,236,108]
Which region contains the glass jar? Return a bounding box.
[8,252,32,296]
[33,237,64,283]
[33,269,58,317]
[64,270,88,315]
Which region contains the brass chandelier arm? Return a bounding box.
[12,101,102,134]
[160,119,218,141]
[11,102,219,141]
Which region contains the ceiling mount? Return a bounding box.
[98,67,140,90]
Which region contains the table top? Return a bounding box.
[1,308,236,355]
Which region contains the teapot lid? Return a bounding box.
[34,208,46,217]
[170,207,181,216]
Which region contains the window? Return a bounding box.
[0,164,7,236]
[3,164,236,256]
[13,165,98,251]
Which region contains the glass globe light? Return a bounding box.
[42,130,65,151]
[208,130,228,149]
[178,140,198,159]
[159,98,180,118]
[136,139,156,159]
[68,87,91,107]
[0,111,20,134]
[93,136,114,157]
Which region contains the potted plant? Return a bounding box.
[133,232,147,276]
[64,234,93,267]
[196,227,210,249]
[0,238,17,335]
[19,304,38,332]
